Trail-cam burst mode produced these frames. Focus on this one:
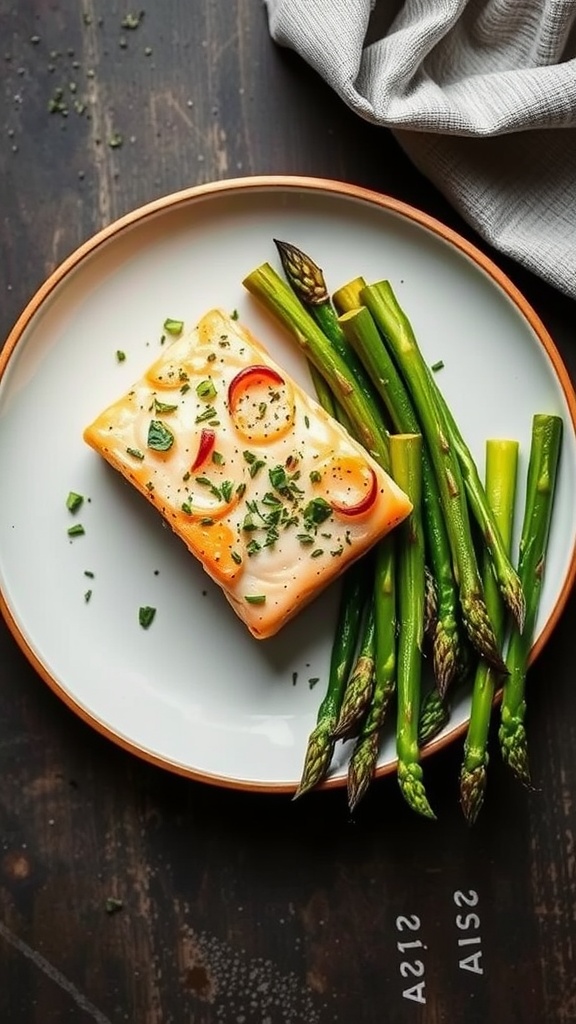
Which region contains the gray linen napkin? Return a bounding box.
[264,0,576,299]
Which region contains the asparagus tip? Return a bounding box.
[499,723,532,788]
[295,722,335,798]
[397,762,436,820]
[347,732,380,811]
[459,763,487,826]
[461,591,508,675]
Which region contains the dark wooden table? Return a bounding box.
[1,4,575,1023]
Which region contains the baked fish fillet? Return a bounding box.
[84,309,412,638]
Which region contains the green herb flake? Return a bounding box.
[309,677,320,689]
[245,594,266,605]
[84,570,95,578]
[195,406,217,424]
[220,481,234,503]
[180,382,191,395]
[116,349,126,362]
[126,447,145,460]
[303,497,332,528]
[211,451,225,465]
[66,491,84,513]
[431,359,445,373]
[311,548,324,558]
[67,523,85,537]
[154,398,178,414]
[163,318,184,336]
[139,606,156,629]
[121,12,143,29]
[84,589,92,603]
[231,550,242,565]
[309,470,322,484]
[230,309,239,320]
[304,415,310,429]
[147,419,174,451]
[196,378,217,401]
[105,897,124,915]
[181,501,192,515]
[249,459,266,478]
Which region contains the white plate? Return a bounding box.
[1,176,575,791]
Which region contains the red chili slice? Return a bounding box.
[228,364,285,409]
[330,465,378,517]
[190,427,216,471]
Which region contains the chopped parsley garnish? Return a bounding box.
[126,447,145,460]
[163,318,184,336]
[303,496,332,528]
[245,594,266,605]
[231,550,242,565]
[230,309,239,320]
[84,570,95,578]
[431,359,445,372]
[196,378,217,401]
[211,451,225,465]
[154,398,178,414]
[84,589,92,603]
[248,459,266,478]
[139,606,156,629]
[67,524,85,537]
[147,419,174,451]
[309,677,320,689]
[66,491,84,513]
[195,406,217,424]
[220,480,234,503]
[116,350,126,362]
[311,548,324,558]
[309,470,322,484]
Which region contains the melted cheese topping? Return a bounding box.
[84,309,412,638]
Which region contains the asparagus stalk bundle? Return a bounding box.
[460,439,519,824]
[390,433,435,819]
[499,414,563,785]
[242,242,563,818]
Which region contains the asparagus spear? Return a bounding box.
[338,303,463,695]
[499,414,563,786]
[294,558,369,797]
[347,540,397,810]
[368,280,525,634]
[332,601,376,740]
[460,439,519,824]
[242,263,391,468]
[361,282,507,674]
[390,433,435,819]
[273,239,383,414]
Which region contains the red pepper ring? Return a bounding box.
[190,427,216,472]
[228,364,285,410]
[330,465,379,517]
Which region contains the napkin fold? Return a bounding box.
[264,0,576,299]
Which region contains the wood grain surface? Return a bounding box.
[1,3,575,1022]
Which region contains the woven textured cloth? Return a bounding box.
[264,0,576,299]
